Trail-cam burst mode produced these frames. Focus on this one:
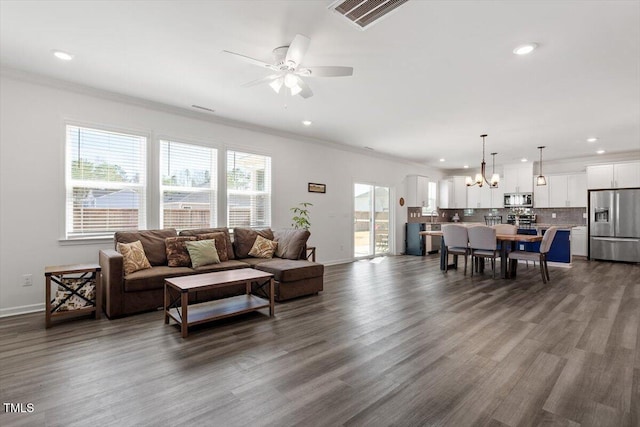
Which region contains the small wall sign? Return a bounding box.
[308,183,326,193]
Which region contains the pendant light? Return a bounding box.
[490,152,499,189]
[536,146,547,186]
[465,134,499,187]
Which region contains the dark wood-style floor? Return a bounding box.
[1,256,638,427]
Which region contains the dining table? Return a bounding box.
[419,229,543,279]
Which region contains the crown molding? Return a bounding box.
[1,66,432,170]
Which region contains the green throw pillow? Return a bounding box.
[185,239,220,268]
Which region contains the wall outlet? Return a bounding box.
[583,212,587,219]
[21,274,33,287]
[552,213,557,218]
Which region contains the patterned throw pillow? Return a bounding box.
[185,239,220,268]
[248,235,278,259]
[51,278,96,311]
[117,240,152,275]
[165,236,197,267]
[196,232,229,262]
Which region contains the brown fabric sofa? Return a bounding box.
[99,227,323,318]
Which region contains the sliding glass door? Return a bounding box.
[354,183,390,258]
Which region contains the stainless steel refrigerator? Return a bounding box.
[590,189,640,262]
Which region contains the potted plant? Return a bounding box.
[290,202,313,230]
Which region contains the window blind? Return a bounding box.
[65,125,146,238]
[160,140,217,230]
[226,150,271,228]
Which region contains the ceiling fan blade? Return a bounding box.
[221,50,277,70]
[285,34,310,67]
[301,66,354,77]
[241,73,283,88]
[295,77,313,99]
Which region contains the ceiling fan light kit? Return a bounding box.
[223,34,354,99]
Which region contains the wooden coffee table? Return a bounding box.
[164,269,274,338]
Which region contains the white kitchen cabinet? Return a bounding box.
[502,163,534,193]
[406,175,429,207]
[614,162,640,188]
[567,174,587,207]
[467,184,492,208]
[547,173,587,207]
[571,226,587,257]
[438,176,467,209]
[534,180,549,208]
[586,161,640,189]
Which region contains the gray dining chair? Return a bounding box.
[492,224,517,235]
[442,224,469,275]
[508,226,558,283]
[468,225,500,278]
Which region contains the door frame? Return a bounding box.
[352,181,395,260]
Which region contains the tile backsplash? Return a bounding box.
[437,207,587,226]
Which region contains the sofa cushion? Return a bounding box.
[165,236,196,267]
[274,229,310,260]
[124,266,194,292]
[249,235,278,258]
[185,239,220,268]
[240,257,272,267]
[233,228,274,259]
[179,227,234,260]
[254,259,323,282]
[192,260,251,272]
[117,240,152,275]
[115,229,177,266]
[195,232,229,262]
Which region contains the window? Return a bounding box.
[160,140,217,229]
[226,150,271,228]
[65,125,146,238]
[426,181,437,213]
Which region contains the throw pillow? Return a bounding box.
[117,240,152,275]
[233,228,274,259]
[185,239,220,268]
[274,229,311,260]
[248,235,278,258]
[165,236,196,267]
[196,232,229,262]
[178,227,235,260]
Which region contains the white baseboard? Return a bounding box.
[323,258,355,266]
[0,303,44,318]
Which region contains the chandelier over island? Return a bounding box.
[465,134,500,188]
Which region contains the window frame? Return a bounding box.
[225,149,273,229]
[158,138,219,231]
[62,122,149,241]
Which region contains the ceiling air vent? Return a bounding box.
[329,0,410,30]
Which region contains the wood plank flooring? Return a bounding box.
[0,256,638,426]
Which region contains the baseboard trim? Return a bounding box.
[323,258,355,266]
[0,303,44,318]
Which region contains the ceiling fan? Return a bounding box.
[222,34,354,99]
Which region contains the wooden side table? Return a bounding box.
[45,264,101,328]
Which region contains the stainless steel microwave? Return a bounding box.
[504,193,533,208]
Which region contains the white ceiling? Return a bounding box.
[1,0,639,169]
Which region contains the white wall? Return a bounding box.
[0,73,440,316]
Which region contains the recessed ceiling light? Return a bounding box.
[439,158,445,162]
[52,50,74,61]
[513,43,538,55]
[463,165,469,169]
[597,149,605,154]
[587,137,598,142]
[521,158,528,162]
[302,120,312,126]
